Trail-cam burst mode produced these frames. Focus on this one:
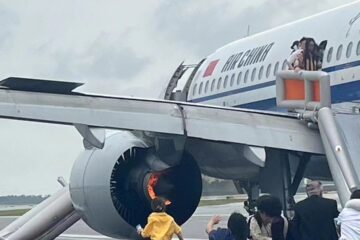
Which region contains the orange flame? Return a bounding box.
[147,174,171,205]
[147,174,158,200]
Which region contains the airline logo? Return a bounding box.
[203,59,220,77]
[221,42,275,73]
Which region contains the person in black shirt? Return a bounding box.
[290,181,339,240]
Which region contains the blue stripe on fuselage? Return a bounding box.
[235,80,360,110]
[189,59,360,105]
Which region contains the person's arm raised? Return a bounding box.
[206,215,221,234]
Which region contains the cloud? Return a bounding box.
[0,0,355,194]
[0,119,82,195]
[50,32,150,82]
[0,3,19,52]
[153,0,354,56]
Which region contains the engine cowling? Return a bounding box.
[70,131,202,239]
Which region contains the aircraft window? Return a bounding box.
[336,44,343,61]
[346,42,353,58]
[211,79,215,92]
[282,60,287,70]
[251,68,256,82]
[205,80,209,93]
[274,61,279,76]
[223,75,228,88]
[237,72,242,85]
[357,41,360,56]
[244,70,249,83]
[198,82,203,95]
[217,77,222,90]
[327,47,333,63]
[230,73,235,87]
[193,84,197,96]
[258,66,264,80]
[266,64,272,78]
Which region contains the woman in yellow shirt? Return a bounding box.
[138,197,184,240]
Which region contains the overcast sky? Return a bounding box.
[0,0,355,195]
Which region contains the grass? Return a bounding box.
[199,197,245,206]
[0,209,30,216]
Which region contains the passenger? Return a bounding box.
[298,37,307,50]
[137,197,183,240]
[249,195,288,240]
[337,189,360,240]
[290,41,300,52]
[287,42,302,69]
[292,37,307,70]
[303,38,319,71]
[291,181,339,240]
[206,212,249,240]
[314,40,327,70]
[293,53,304,71]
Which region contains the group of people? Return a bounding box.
[136,180,360,240]
[287,37,326,71]
[206,194,287,240]
[208,181,360,240]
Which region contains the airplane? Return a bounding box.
[0,1,360,239]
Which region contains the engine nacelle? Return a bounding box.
[70,131,202,239]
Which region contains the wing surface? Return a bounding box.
[0,77,324,154]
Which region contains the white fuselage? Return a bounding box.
[187,1,360,111]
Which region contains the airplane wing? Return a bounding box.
[0,77,323,154]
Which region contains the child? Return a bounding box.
[138,197,184,240]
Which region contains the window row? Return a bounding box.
[326,40,360,63]
[192,60,288,96]
[193,40,360,97]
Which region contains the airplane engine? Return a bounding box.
[69,132,202,239]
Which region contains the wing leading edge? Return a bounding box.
[0,78,324,154]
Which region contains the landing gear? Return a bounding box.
[234,150,311,218]
[260,149,311,218]
[282,154,293,218]
[234,180,259,215]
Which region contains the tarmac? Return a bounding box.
[0,201,244,240]
[0,192,339,240]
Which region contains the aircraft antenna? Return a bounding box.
[247,25,251,36]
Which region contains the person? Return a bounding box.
[138,197,183,240]
[206,212,249,240]
[290,180,339,240]
[292,37,308,70]
[287,38,306,69]
[303,38,319,71]
[337,189,360,240]
[249,195,288,240]
[314,40,327,70]
[290,41,300,52]
[298,37,307,50]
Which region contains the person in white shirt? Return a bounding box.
[249,195,288,240]
[337,189,360,240]
[287,37,308,70]
[287,37,307,70]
